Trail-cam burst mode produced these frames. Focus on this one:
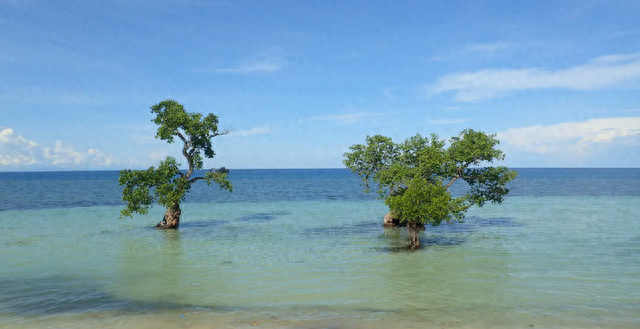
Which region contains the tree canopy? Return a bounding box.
[119,100,232,223]
[344,129,517,247]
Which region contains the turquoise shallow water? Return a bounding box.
[1,169,639,328]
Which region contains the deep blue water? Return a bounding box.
[0,168,639,212]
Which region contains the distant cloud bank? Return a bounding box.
[0,128,115,167]
[498,117,640,156]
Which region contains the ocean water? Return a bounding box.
[0,168,639,329]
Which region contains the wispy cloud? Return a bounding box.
[466,41,512,53]
[589,53,640,65]
[0,0,34,7]
[211,61,282,74]
[427,118,470,125]
[445,106,460,111]
[0,128,116,166]
[229,124,273,136]
[428,52,640,101]
[609,29,640,38]
[310,112,385,124]
[0,87,109,106]
[382,87,398,101]
[497,117,640,156]
[197,49,285,74]
[429,41,514,62]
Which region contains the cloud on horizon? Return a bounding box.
[0,128,116,167]
[497,117,640,156]
[428,52,640,101]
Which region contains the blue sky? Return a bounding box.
[1,0,639,170]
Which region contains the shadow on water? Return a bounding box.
[0,230,238,316]
[304,220,380,237]
[375,216,519,252]
[472,216,523,228]
[378,229,468,253]
[235,211,291,223]
[0,275,227,316]
[177,219,228,229]
[0,273,401,316]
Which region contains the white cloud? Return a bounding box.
[310,112,385,124]
[0,128,41,165]
[497,117,640,156]
[445,106,460,111]
[427,118,470,125]
[229,124,273,136]
[43,141,116,165]
[428,52,640,101]
[0,128,117,167]
[126,157,140,166]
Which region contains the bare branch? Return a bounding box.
[176,130,194,178]
[462,201,475,211]
[175,131,189,146]
[445,175,460,189]
[188,176,206,184]
[210,126,232,138]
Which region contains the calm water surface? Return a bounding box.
[0,169,639,328]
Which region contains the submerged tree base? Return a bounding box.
[155,205,181,229]
[407,221,425,250]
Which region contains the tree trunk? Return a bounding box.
[156,204,181,229]
[407,221,422,250]
[383,212,398,227]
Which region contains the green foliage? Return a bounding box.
[385,178,452,226]
[119,100,232,218]
[204,167,233,191]
[344,129,517,227]
[119,157,185,217]
[151,99,226,168]
[343,135,397,195]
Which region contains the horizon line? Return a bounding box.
[1,167,640,174]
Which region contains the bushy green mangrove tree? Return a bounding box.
[344,129,517,249]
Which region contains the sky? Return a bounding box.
[1,0,640,170]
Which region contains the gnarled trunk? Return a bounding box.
[156,204,181,229]
[407,221,423,250]
[383,212,401,227]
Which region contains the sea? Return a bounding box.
[0,168,639,329]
